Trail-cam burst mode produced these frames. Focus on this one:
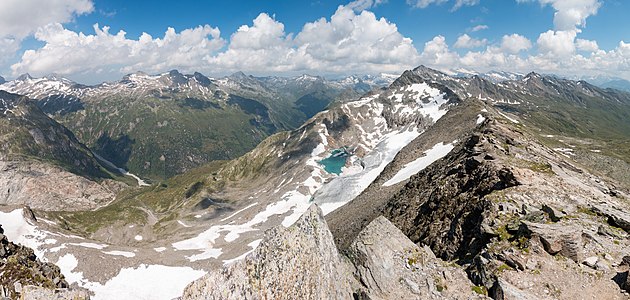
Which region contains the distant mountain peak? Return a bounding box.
[16,73,33,81]
[0,76,5,84]
[229,71,249,79]
[44,73,63,80]
[524,71,542,79]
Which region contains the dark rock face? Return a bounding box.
[383,134,519,262]
[346,216,486,300]
[0,225,68,299]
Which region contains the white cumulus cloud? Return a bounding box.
[0,0,93,38]
[0,0,94,65]
[11,23,225,78]
[501,34,532,53]
[454,34,487,49]
[576,38,599,52]
[517,0,601,31]
[536,29,578,57]
[10,5,419,79]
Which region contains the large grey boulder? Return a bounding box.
[520,221,583,263]
[347,216,487,300]
[181,204,353,299]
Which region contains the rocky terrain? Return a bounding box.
[0,223,88,300]
[2,65,630,299]
[328,100,630,298]
[181,204,487,300]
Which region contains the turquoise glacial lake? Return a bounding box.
[318,148,349,175]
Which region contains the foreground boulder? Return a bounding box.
[347,216,486,299]
[181,205,353,299]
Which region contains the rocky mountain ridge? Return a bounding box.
[0,91,126,211]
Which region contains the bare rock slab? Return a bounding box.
[181,204,352,300]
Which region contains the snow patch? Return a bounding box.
[69,242,107,250]
[222,239,262,265]
[0,209,50,258]
[476,114,486,124]
[383,142,456,187]
[177,220,191,228]
[497,111,520,124]
[102,250,136,258]
[220,202,259,222]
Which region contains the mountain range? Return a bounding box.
[1,66,630,299]
[0,71,396,180]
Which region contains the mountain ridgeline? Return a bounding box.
[0,71,395,179]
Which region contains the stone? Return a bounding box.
[520,221,583,262]
[604,253,614,262]
[13,282,22,293]
[22,206,37,223]
[181,204,353,300]
[541,204,565,222]
[597,225,625,239]
[595,261,610,273]
[591,205,630,233]
[19,286,90,300]
[525,258,538,270]
[583,256,598,268]
[347,216,486,300]
[621,256,630,267]
[491,278,539,300]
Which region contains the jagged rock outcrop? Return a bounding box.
[519,221,583,263]
[181,205,488,300]
[0,225,88,300]
[181,205,353,299]
[382,133,519,262]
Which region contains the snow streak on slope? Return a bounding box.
[383,141,456,187]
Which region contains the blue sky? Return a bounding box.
[1,0,629,83]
